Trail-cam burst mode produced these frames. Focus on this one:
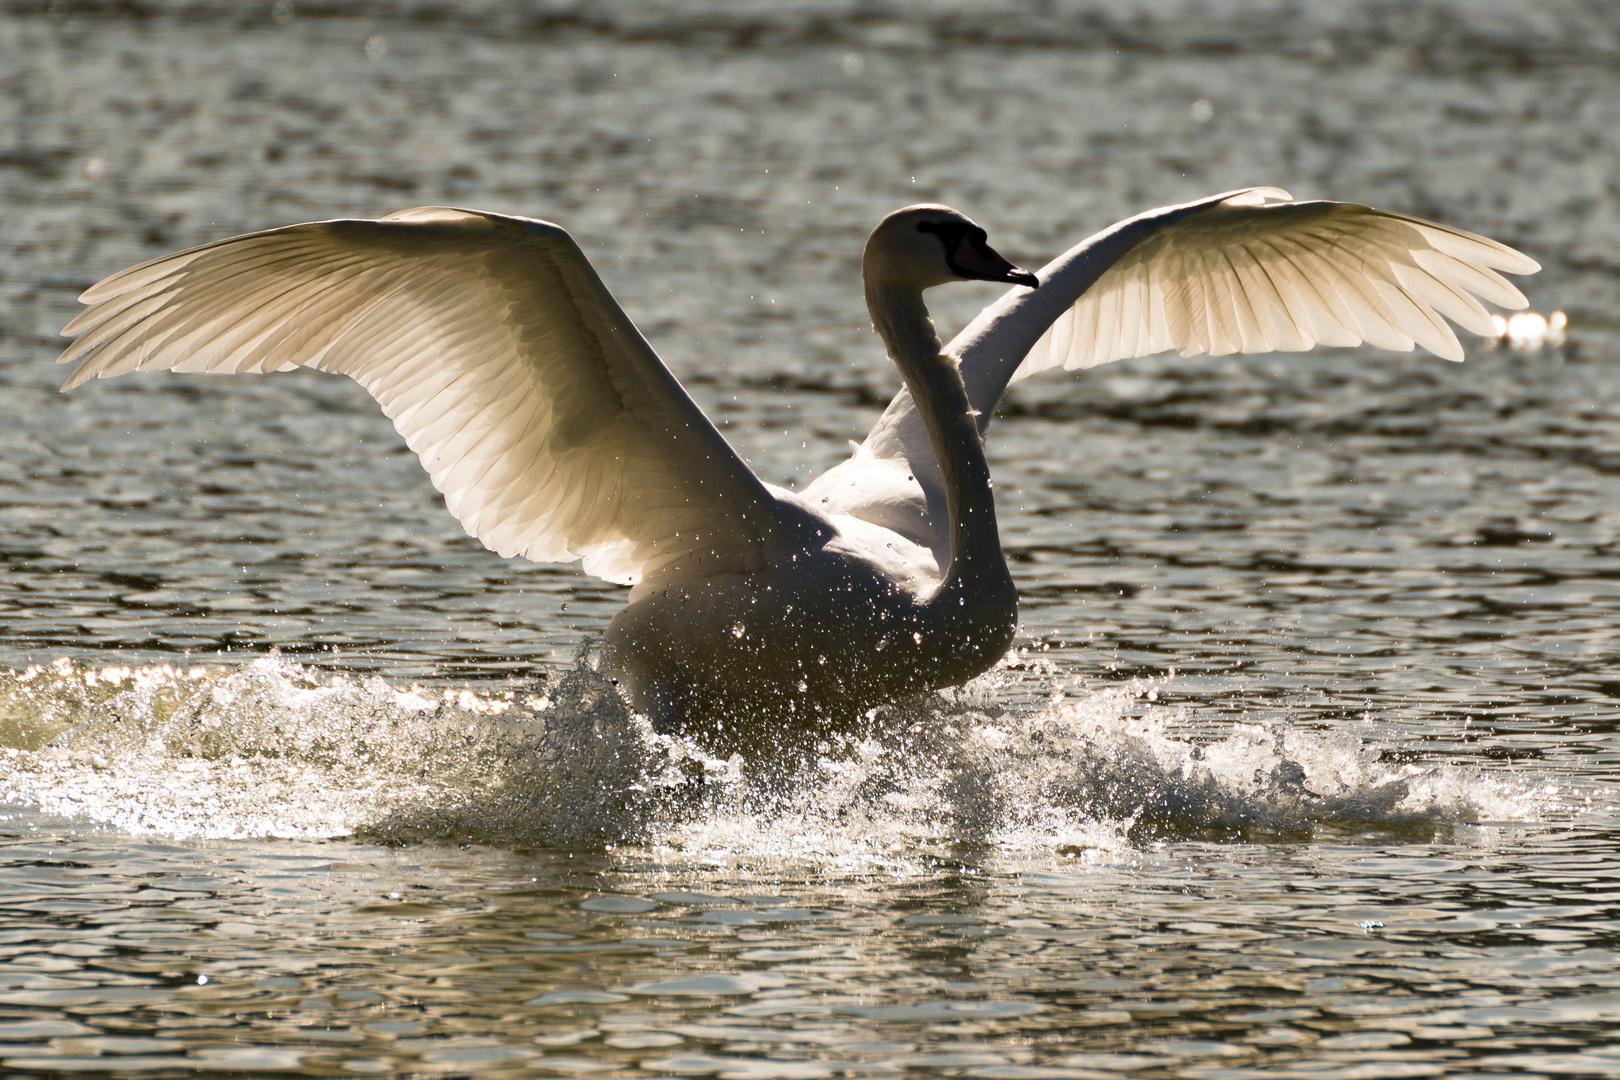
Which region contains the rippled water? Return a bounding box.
[3,1,1620,1076]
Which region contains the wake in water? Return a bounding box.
[0,655,1540,859]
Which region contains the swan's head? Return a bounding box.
[864,205,1040,293]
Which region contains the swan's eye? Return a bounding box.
[916,220,967,250]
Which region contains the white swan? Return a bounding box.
[56,188,1537,746]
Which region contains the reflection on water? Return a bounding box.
[3,803,1619,1078]
[1489,309,1567,350]
[3,0,1620,1075]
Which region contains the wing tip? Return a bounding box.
[1433,338,1466,363]
[59,363,95,392]
[1507,252,1542,276]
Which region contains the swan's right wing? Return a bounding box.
[58,207,790,587]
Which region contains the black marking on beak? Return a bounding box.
[918,220,1039,288]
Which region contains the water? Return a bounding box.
[3,1,1620,1075]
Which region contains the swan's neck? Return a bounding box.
[866,281,1007,595]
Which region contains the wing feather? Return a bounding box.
[1401,254,1496,336]
[1161,244,1201,356]
[1248,241,1318,352]
[1260,235,1362,348]
[1236,241,1289,349]
[1210,243,1253,354]
[1145,271,1174,356]
[58,207,791,586]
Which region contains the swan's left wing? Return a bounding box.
[994,187,1539,385]
[57,206,792,588]
[805,188,1539,560]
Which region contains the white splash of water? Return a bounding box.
[0,656,1539,858]
[0,657,715,844]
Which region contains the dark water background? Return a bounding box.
[2,2,1620,1076]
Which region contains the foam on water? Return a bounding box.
[0,655,1541,861]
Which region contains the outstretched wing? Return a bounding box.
[805,188,1539,561]
[1001,187,1538,383]
[58,206,786,587]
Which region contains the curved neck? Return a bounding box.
[865,279,1007,592]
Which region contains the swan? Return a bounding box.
[55,188,1538,747]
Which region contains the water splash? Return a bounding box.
[0,656,1538,858]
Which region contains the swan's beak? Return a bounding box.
[951,234,1040,289]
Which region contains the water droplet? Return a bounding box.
[270,0,294,24]
[364,34,387,60]
[840,52,865,78]
[1190,98,1215,123]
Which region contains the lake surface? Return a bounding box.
[3,1,1620,1076]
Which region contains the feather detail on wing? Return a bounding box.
[1011,188,1539,382]
[58,206,785,587]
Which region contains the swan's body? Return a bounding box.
[608,209,1028,734]
[55,188,1538,747]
